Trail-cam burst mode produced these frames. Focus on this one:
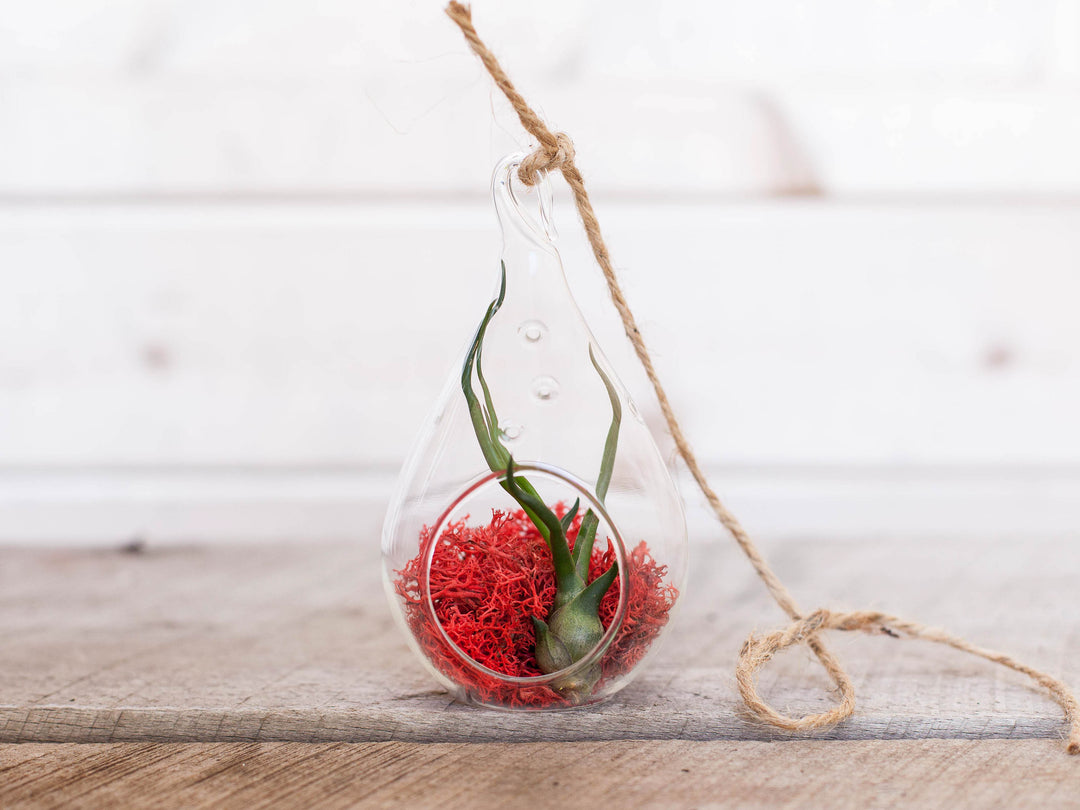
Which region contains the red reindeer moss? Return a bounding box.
[395,506,678,708]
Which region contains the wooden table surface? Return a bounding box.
[2,534,1078,807]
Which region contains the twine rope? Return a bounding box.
[445,1,1079,755]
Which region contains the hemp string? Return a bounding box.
[445,1,1080,755]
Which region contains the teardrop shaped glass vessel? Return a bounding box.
[382,153,688,710]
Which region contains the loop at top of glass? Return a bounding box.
[494,152,559,249]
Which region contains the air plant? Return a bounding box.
[461,262,623,701]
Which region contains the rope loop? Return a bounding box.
[737,610,857,732]
[736,608,1080,751]
[518,132,575,186]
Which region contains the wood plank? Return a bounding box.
[2,201,1079,469]
[1,740,1078,810]
[0,534,1076,744]
[3,2,1080,195]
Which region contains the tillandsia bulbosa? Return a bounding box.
[461,261,623,702]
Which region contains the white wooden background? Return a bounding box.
[2,1,1079,543]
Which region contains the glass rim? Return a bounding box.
[420,460,629,686]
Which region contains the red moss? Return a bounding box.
[395,505,678,708]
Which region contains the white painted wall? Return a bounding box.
[2,1,1079,543]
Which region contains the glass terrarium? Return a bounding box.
[382,153,688,710]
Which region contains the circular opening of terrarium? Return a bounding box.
[421,462,629,689]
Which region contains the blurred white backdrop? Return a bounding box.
[1,1,1079,543]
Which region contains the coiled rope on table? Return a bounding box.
[445,1,1079,754]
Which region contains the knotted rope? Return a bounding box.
[445,1,1079,754]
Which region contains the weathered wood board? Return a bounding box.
[1,535,1077,745]
[2,740,1078,810]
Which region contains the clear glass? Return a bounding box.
[382,153,688,710]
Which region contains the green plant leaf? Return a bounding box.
[461,262,548,533]
[572,346,623,580]
[503,457,581,591]
[560,498,580,534]
[461,264,509,471]
[572,559,619,617]
[590,344,622,503]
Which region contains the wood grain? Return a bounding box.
[1,535,1076,745]
[1,740,1078,810]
